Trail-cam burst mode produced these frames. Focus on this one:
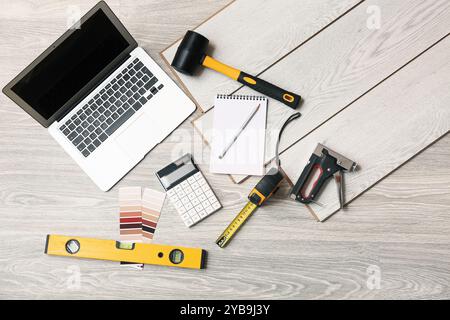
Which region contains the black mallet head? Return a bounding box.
[171,30,209,75]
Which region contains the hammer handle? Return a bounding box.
[238,72,301,109]
[202,56,301,109]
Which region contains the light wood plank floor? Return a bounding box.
[0,0,449,299]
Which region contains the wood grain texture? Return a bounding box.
[0,0,449,300]
[161,0,361,112]
[193,0,450,183]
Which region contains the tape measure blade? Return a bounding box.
[216,202,258,248]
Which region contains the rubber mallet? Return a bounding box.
[171,30,301,109]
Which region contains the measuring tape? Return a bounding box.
[216,202,258,248]
[216,113,301,248]
[216,168,284,248]
[45,234,207,269]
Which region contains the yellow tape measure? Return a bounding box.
[45,234,206,269]
[216,202,258,248]
[216,168,285,248]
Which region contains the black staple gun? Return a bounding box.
[290,144,357,208]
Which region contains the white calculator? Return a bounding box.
[156,154,222,227]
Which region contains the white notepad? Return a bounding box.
[210,94,267,175]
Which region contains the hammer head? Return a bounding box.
[171,30,209,75]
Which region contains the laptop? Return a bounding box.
[2,2,196,191]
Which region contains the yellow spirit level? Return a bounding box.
[45,234,207,269]
[216,168,284,248]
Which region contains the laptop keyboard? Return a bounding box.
[59,57,164,158]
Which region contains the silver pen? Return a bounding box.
[219,103,261,159]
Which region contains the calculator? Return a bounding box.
[156,154,222,227]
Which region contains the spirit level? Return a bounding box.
[45,234,207,269]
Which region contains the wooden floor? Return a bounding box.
[0,0,449,300]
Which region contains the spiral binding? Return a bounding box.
[216,94,267,101]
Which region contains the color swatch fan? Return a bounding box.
[142,188,166,242]
[119,187,165,269]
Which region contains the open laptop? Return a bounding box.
[2,2,196,191]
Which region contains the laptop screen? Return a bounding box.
[11,9,130,120]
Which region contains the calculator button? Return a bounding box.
[188,193,196,200]
[174,200,182,208]
[181,213,190,220]
[195,188,203,196]
[191,182,200,190]
[185,202,193,210]
[198,194,207,202]
[178,206,187,214]
[208,196,217,204]
[205,190,214,198]
[202,200,210,209]
[198,178,207,185]
[182,182,190,188]
[184,218,194,226]
[177,190,186,197]
[195,204,203,212]
[187,176,196,184]
[170,194,179,202]
[192,214,201,222]
[184,186,193,193]
[188,208,197,216]
[205,206,214,214]
[191,198,200,206]
[194,172,202,180]
[199,210,207,218]
[201,184,210,192]
[212,202,221,210]
[181,181,189,188]
[181,196,189,204]
[167,189,176,196]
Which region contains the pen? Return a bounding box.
[219,103,260,159]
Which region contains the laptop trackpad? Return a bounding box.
[115,113,160,159]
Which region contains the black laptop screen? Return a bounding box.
[11,9,130,120]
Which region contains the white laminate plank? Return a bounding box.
[192,0,450,184]
[280,36,450,221]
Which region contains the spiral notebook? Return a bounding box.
[210,94,267,176]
